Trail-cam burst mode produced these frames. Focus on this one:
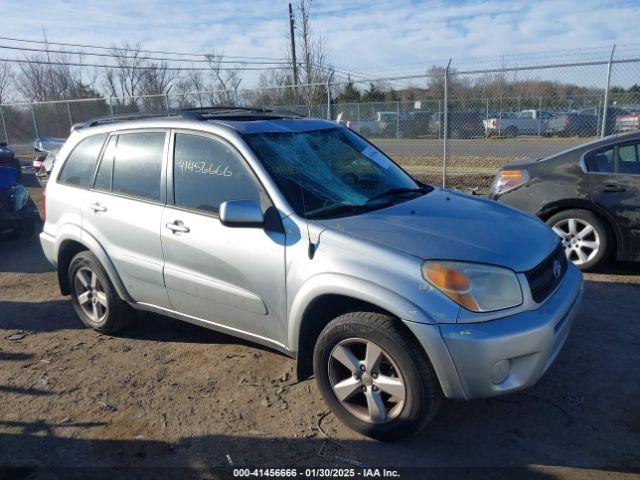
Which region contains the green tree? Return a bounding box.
[361,83,385,103]
[335,82,361,103]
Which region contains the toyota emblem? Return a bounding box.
[552,259,562,279]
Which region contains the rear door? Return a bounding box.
[83,130,172,308]
[160,131,287,344]
[587,141,640,261]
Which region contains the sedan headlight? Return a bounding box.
[422,261,523,312]
[491,169,529,196]
[11,184,29,211]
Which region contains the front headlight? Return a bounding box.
[491,169,529,196]
[11,184,29,211]
[422,261,523,312]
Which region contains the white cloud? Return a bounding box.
[1,0,638,86]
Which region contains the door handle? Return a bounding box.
[165,221,190,233]
[602,184,626,193]
[89,202,107,213]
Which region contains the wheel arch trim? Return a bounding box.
[55,225,133,302]
[288,273,434,353]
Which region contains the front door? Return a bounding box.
[588,141,640,261]
[160,131,287,345]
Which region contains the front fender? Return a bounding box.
[287,272,435,352]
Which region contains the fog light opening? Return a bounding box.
[491,359,511,385]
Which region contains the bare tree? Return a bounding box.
[141,61,179,110]
[16,54,53,102]
[173,70,208,107]
[205,52,242,105]
[104,43,147,110]
[0,62,14,104]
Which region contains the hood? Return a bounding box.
[318,189,559,272]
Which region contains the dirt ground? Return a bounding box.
[0,173,639,479]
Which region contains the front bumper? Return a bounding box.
[405,263,583,400]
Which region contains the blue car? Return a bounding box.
[0,166,39,237]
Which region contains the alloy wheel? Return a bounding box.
[552,218,600,266]
[328,338,406,424]
[74,267,108,324]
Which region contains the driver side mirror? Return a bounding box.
[219,199,264,228]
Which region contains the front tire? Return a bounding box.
[547,209,611,271]
[313,311,442,440]
[68,251,133,334]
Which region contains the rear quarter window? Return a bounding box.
[58,134,107,187]
[584,147,615,173]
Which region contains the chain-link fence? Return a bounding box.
[2,47,639,193]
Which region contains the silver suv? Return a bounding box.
[40,108,583,440]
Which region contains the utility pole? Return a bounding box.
[288,3,298,85]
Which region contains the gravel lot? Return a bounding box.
[0,174,639,479]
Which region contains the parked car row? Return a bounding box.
[339,107,640,139]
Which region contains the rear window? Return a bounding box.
[58,134,107,187]
[112,132,166,201]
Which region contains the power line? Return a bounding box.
[0,56,293,72]
[0,35,287,62]
[0,43,290,66]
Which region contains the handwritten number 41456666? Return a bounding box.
[178,161,233,177]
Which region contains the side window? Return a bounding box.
[93,136,117,191]
[618,144,640,175]
[173,133,260,214]
[58,134,107,187]
[112,132,166,201]
[585,147,615,173]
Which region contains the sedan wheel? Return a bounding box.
[328,338,406,424]
[552,218,600,266]
[74,267,109,324]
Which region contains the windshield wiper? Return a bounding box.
[307,201,394,219]
[367,187,427,203]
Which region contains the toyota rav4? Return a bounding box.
[40,108,583,440]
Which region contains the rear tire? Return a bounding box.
[546,209,611,271]
[68,251,133,334]
[313,311,442,441]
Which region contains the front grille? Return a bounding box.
[525,243,567,303]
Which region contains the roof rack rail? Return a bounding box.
[71,106,306,132]
[71,110,188,131]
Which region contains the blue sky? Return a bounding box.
[2,0,640,84]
